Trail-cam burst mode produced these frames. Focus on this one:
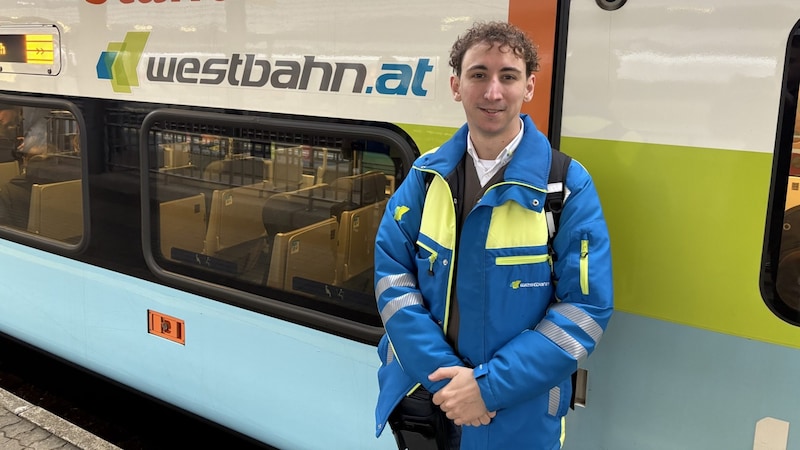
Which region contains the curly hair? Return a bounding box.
[449,21,539,77]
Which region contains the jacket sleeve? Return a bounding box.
[475,160,614,412]
[374,168,465,393]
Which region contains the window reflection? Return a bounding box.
[0,104,82,243]
[151,124,398,320]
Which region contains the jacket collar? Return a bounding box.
[415,114,552,190]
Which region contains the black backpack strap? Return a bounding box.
[545,148,580,411]
[545,148,572,260]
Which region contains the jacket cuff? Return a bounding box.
[475,367,500,412]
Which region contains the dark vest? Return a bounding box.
[445,156,509,351]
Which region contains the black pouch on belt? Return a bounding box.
[388,387,449,450]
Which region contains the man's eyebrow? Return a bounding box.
[464,64,523,74]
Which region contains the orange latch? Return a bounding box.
[147,310,186,345]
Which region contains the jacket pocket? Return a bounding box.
[416,240,438,275]
[377,334,399,367]
[491,250,552,291]
[496,254,550,266]
[482,250,553,336]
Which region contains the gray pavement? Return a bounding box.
[0,387,120,450]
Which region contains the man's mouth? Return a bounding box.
[480,107,504,114]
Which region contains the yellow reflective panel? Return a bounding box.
[486,200,547,249]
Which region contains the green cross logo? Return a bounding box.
[96,32,150,93]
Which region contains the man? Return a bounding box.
[0,120,53,228]
[374,21,613,449]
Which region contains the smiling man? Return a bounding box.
[374,21,614,449]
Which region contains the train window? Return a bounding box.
[142,109,415,331]
[762,28,800,325]
[0,98,84,246]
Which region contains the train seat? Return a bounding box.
[323,170,387,206]
[261,183,337,238]
[270,146,304,192]
[0,160,20,191]
[266,217,338,291]
[27,179,83,242]
[26,154,82,183]
[787,176,800,210]
[202,157,272,186]
[205,183,272,273]
[326,171,387,284]
[335,198,388,284]
[159,193,207,261]
[161,142,191,168]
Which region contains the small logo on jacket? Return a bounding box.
[510,280,550,289]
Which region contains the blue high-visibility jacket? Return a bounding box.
[374,114,613,449]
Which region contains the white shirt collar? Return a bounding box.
[466,118,524,187]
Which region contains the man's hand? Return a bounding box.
[429,366,496,426]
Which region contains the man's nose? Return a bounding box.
[484,77,503,101]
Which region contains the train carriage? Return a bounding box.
[1,1,799,449]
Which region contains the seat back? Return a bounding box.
[335,198,387,283]
[205,183,271,255]
[162,142,191,168]
[27,179,83,241]
[0,161,19,190]
[159,193,207,260]
[203,157,271,186]
[324,170,387,205]
[261,183,334,237]
[266,217,338,291]
[271,146,304,191]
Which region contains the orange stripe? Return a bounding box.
[509,0,559,139]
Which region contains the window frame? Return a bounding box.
[140,108,417,344]
[0,94,89,254]
[761,22,800,326]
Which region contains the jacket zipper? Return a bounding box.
[495,254,550,265]
[416,240,438,275]
[580,235,589,295]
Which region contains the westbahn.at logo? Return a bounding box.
[96,31,434,97]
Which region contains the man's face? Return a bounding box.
[450,42,534,145]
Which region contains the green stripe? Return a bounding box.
[561,136,800,348]
[398,123,457,153]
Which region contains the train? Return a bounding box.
[0,1,799,449]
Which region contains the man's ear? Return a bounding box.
[450,74,462,101]
[524,74,535,102]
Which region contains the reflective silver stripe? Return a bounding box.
[544,183,569,238]
[546,182,561,239]
[380,292,424,325]
[546,182,571,201]
[545,210,556,238]
[386,342,395,365]
[548,386,561,416]
[375,273,417,300]
[552,303,603,344]
[536,319,588,361]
